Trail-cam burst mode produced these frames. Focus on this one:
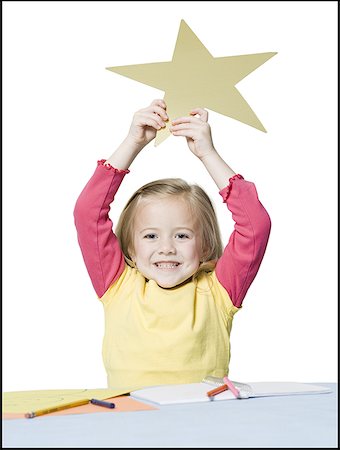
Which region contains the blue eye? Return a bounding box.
[176,233,190,239]
[144,234,157,239]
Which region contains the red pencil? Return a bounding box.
[206,384,228,398]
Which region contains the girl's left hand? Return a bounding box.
[170,108,216,159]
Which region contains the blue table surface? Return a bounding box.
[2,383,338,448]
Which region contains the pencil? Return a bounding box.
[25,399,90,418]
[206,384,228,398]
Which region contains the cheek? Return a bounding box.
[187,242,202,261]
[134,242,151,260]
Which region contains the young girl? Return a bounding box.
[74,99,271,390]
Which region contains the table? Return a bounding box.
[2,383,337,448]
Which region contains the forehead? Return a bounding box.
[134,196,196,229]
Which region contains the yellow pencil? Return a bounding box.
[25,398,90,418]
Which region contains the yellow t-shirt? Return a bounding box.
[74,164,271,391]
[100,265,239,390]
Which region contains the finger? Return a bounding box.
[170,123,200,132]
[140,117,163,130]
[171,116,199,125]
[172,116,202,125]
[148,105,168,121]
[190,108,208,122]
[138,112,166,128]
[150,99,167,110]
[170,129,195,139]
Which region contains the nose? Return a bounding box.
[158,237,176,255]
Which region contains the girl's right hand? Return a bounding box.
[126,99,168,149]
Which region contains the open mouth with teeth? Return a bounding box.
[154,262,182,269]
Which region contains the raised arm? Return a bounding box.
[74,99,168,298]
[170,108,236,188]
[73,162,129,298]
[216,176,271,307]
[170,108,271,307]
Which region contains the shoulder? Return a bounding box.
[197,271,240,315]
[99,265,143,302]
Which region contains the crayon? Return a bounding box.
[90,398,115,408]
[206,384,228,398]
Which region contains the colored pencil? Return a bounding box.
[25,399,90,418]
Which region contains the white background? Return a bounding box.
[3,1,337,391]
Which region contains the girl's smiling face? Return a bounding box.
[130,196,202,288]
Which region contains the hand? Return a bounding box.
[170,108,216,159]
[126,99,168,150]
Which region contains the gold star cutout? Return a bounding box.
[107,20,277,145]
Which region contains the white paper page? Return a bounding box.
[131,382,234,405]
[247,382,332,397]
[130,382,331,405]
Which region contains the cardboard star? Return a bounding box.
[107,20,277,145]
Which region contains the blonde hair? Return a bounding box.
[115,178,223,280]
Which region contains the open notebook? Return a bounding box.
[130,376,331,405]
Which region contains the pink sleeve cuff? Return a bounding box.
[97,159,130,174]
[219,174,244,202]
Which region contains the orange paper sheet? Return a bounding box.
[3,396,157,419]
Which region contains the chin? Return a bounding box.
[158,281,177,289]
[156,276,192,289]
[154,278,175,288]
